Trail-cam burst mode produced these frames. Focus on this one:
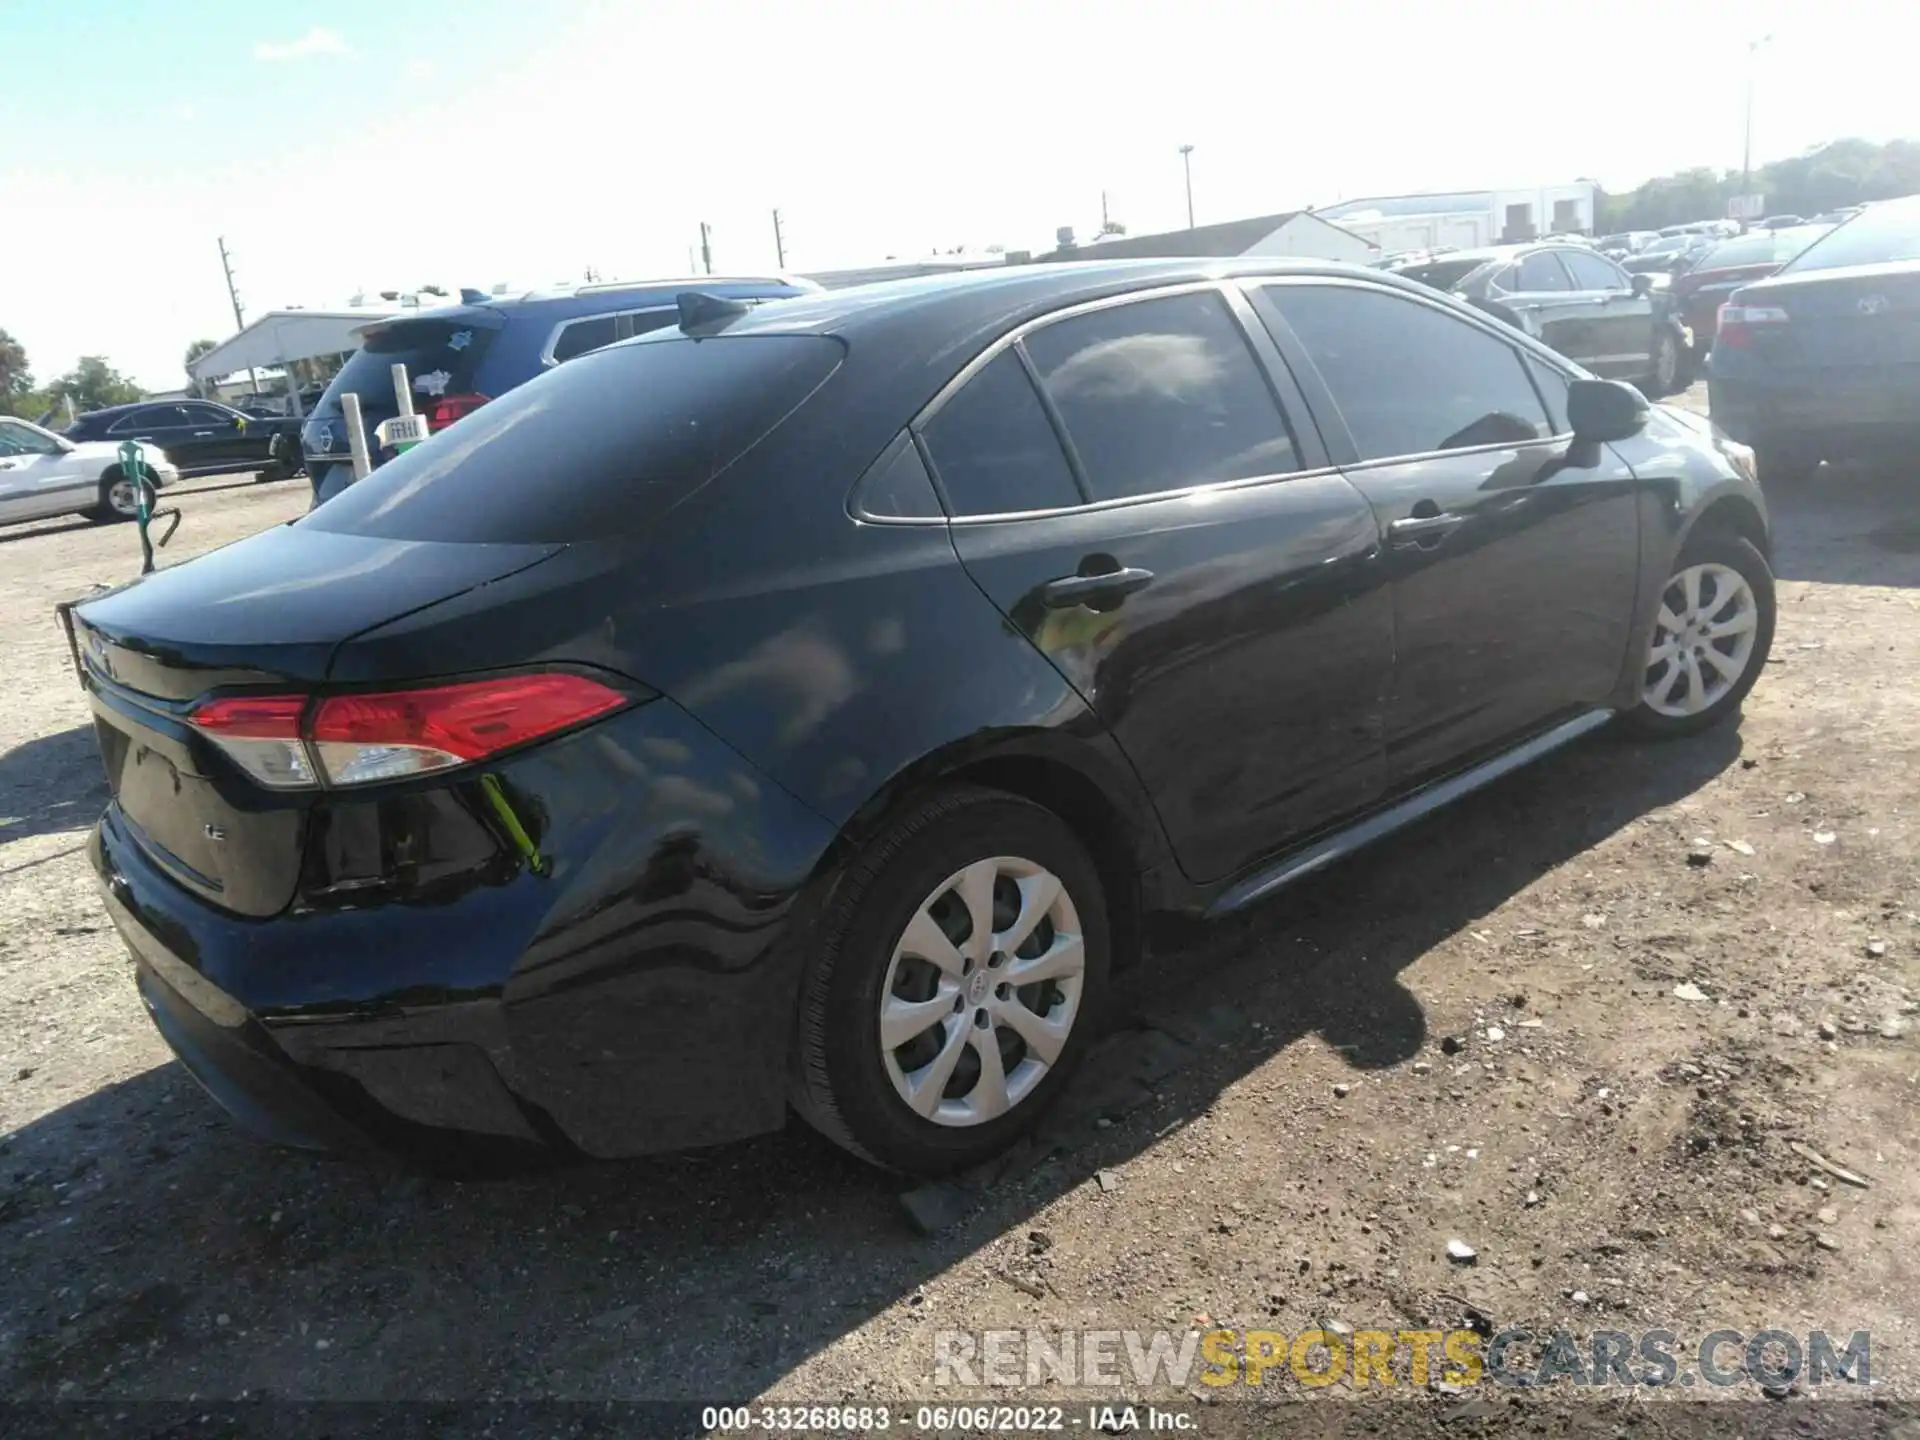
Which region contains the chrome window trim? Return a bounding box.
[1246,273,1578,463]
[910,279,1316,523]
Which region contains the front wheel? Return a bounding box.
[791,786,1111,1175]
[1620,532,1775,738]
[85,468,157,525]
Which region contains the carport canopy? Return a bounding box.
[189,309,398,382]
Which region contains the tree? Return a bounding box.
[0,328,29,401]
[183,338,218,396]
[51,356,143,414]
[1598,137,1920,232]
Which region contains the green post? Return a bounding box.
[119,439,155,575]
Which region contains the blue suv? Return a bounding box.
[301,275,820,504]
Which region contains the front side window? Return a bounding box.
[1265,284,1553,462]
[1515,253,1571,292]
[1021,290,1298,501]
[918,350,1081,517]
[180,402,233,425]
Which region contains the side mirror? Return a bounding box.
[1567,378,1649,443]
[1630,273,1654,298]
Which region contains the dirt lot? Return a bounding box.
[2,402,1918,1423]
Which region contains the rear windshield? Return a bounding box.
[1396,259,1488,291]
[1781,200,1920,274]
[318,317,500,415]
[303,334,846,544]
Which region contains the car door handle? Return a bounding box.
[1040,567,1155,609]
[193,431,213,437]
[1388,513,1466,549]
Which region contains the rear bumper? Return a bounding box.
[1708,372,1920,453]
[89,697,842,1164]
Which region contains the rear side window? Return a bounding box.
[550,315,618,363]
[1560,251,1624,290]
[1266,285,1552,461]
[304,335,845,544]
[919,350,1081,517]
[1515,253,1571,291]
[1021,291,1298,501]
[322,318,499,414]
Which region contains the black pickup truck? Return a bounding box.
[64,399,304,480]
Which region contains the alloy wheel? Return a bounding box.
[108,477,143,517]
[1643,562,1760,718]
[878,856,1085,1128]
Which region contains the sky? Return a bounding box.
[2,0,1913,391]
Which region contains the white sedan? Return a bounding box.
[0,416,179,527]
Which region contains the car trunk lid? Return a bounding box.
[71,524,560,916]
[1744,264,1920,369]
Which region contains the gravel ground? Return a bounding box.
[2,405,1918,1420]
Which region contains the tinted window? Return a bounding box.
[320,317,499,418]
[856,436,944,520]
[1780,200,1920,272]
[550,316,618,362]
[1561,251,1625,289]
[1267,285,1552,461]
[0,421,54,455]
[304,335,845,544]
[1515,253,1571,291]
[919,350,1080,516]
[179,403,233,425]
[1022,291,1297,500]
[1397,259,1490,292]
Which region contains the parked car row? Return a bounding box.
[1670,224,1834,355]
[1394,242,1692,394]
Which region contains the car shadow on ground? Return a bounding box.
[0,719,1742,1400]
[1767,460,1920,589]
[0,518,94,548]
[0,724,107,852]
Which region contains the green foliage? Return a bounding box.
[0,328,30,400]
[1598,137,1920,232]
[51,356,144,414]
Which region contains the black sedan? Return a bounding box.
[1396,243,1691,395]
[66,399,302,480]
[69,260,1775,1176]
[1709,194,1920,483]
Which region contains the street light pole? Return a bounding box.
[1178,145,1196,229]
[1740,34,1774,227]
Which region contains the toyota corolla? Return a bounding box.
[69,261,1774,1175]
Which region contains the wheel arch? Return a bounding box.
[1682,491,1772,565]
[827,730,1172,978]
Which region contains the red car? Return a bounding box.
[1673,225,1832,354]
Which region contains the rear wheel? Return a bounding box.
[1621,531,1775,738]
[791,786,1110,1175]
[85,468,157,524]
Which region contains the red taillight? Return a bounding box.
[1715,301,1789,348]
[188,674,627,790]
[424,393,488,432]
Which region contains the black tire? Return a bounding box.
[1620,531,1775,739]
[84,467,157,525]
[791,785,1112,1175]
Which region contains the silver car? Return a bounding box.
[0,416,178,527]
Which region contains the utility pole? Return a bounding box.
[1178,145,1196,230]
[772,209,786,269]
[699,222,713,276]
[216,236,260,396]
[1740,34,1775,231]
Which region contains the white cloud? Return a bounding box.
[404,59,436,81]
[254,27,349,61]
